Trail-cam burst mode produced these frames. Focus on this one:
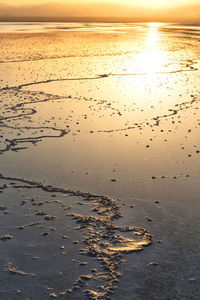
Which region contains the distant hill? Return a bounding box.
[0,2,199,23]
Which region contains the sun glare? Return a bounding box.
[121,23,167,80]
[144,23,163,74]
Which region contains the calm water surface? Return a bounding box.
[0,22,199,299]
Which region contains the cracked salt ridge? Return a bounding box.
[97,94,200,134]
[0,55,79,64]
[0,75,107,91]
[0,61,197,92]
[0,59,198,92]
[0,174,152,299]
[1,88,199,155]
[6,263,36,277]
[153,94,199,126]
[109,60,198,76]
[0,90,70,155]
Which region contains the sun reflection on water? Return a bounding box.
[121,22,168,79]
[143,22,165,74]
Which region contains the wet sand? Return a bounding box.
[0,23,200,299]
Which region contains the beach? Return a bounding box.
[0,22,200,299]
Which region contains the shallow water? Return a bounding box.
[0,22,200,299]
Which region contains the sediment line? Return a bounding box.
[97,94,199,134]
[0,56,75,64]
[0,174,120,215]
[0,126,68,155]
[0,75,107,91]
[0,174,152,299]
[0,90,70,154]
[1,60,198,92]
[153,94,199,126]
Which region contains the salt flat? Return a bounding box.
[0,22,200,299]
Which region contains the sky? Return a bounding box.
[0,0,199,22]
[2,0,200,9]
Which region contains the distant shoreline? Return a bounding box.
[0,18,199,24]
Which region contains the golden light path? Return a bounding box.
[144,23,164,74]
[122,23,167,79]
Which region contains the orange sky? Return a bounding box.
[0,0,199,22]
[2,0,200,9]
